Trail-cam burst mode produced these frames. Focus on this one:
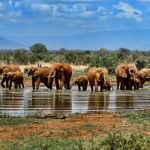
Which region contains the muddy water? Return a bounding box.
[0,86,150,117]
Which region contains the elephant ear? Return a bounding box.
[119,65,127,78]
[97,67,103,73]
[32,67,41,77]
[7,72,15,77]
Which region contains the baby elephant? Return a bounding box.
[70,75,88,91]
[7,71,24,89]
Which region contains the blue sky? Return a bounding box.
[1,0,150,49]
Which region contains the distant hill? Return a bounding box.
[4,29,150,50]
[0,37,29,50]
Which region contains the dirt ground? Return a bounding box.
[0,112,150,141]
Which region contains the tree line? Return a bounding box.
[0,43,150,74]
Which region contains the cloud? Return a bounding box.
[0,2,4,11]
[113,2,142,22]
[31,3,51,12]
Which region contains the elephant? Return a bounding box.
[6,71,24,89]
[70,75,88,91]
[0,64,21,88]
[130,73,141,90]
[87,67,110,92]
[24,66,50,89]
[106,78,113,90]
[115,63,137,90]
[136,68,150,88]
[48,62,72,90]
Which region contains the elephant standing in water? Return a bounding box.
[48,63,72,90]
[136,68,150,88]
[88,67,110,92]
[24,66,50,89]
[6,71,24,89]
[70,75,88,91]
[115,63,137,90]
[0,64,21,88]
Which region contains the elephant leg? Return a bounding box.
[6,77,10,88]
[116,77,119,90]
[49,78,53,89]
[78,85,81,91]
[1,76,6,88]
[100,83,105,92]
[59,77,65,89]
[18,83,21,89]
[120,78,125,90]
[32,77,35,89]
[9,80,12,89]
[90,84,93,91]
[36,77,40,89]
[22,82,25,88]
[95,81,99,92]
[55,78,59,89]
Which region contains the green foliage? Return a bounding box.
[1,133,150,150]
[1,46,150,72]
[13,49,30,65]
[30,43,48,62]
[0,117,48,126]
[120,111,150,124]
[101,132,150,150]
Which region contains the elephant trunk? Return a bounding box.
[103,74,107,87]
[47,70,56,86]
[69,81,75,89]
[129,68,136,74]
[24,68,30,74]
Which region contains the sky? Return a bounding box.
[1,0,150,49]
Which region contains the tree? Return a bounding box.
[13,49,30,65]
[30,43,48,62]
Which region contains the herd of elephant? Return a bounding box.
[0,63,149,92]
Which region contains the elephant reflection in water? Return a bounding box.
[115,91,134,110]
[88,92,109,111]
[1,90,24,116]
[31,90,71,113]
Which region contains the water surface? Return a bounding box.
[0,86,150,117]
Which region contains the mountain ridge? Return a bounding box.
[2,29,150,50]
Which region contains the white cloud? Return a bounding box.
[7,11,22,23]
[8,0,12,5]
[0,3,4,11]
[113,2,142,22]
[31,3,51,12]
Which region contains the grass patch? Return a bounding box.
[119,111,150,124]
[1,132,150,150]
[0,117,50,126]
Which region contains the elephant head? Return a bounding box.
[70,76,82,88]
[0,64,11,75]
[117,63,137,78]
[95,67,109,85]
[24,66,41,77]
[48,63,62,84]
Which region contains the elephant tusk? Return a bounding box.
[50,73,55,78]
[103,74,107,81]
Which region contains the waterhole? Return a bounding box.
[0,86,150,117]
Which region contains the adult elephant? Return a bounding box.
[7,71,24,89]
[0,64,21,88]
[48,63,72,90]
[70,75,88,91]
[88,67,110,92]
[115,63,137,90]
[24,66,50,89]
